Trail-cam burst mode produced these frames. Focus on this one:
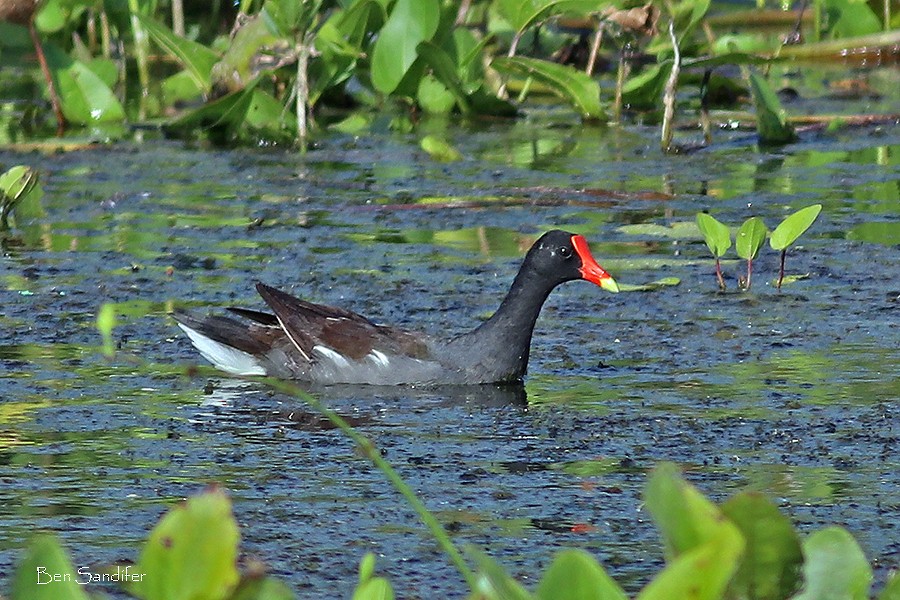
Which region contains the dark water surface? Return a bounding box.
[1,117,898,597]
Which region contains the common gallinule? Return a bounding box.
[174,229,618,385]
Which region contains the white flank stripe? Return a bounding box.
[178,324,267,376]
[366,349,390,368]
[313,344,351,369]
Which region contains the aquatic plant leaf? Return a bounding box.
[245,89,296,138]
[416,41,471,114]
[616,277,681,292]
[621,62,670,111]
[97,302,116,358]
[722,492,803,600]
[352,579,394,600]
[696,213,732,258]
[45,44,125,124]
[491,57,604,119]
[358,552,377,585]
[770,204,822,251]
[791,527,872,600]
[826,0,882,38]
[0,165,38,202]
[617,221,699,239]
[535,549,627,600]
[747,70,797,145]
[370,0,440,94]
[636,524,744,600]
[878,571,900,600]
[644,462,728,559]
[165,81,258,138]
[138,15,218,92]
[11,534,89,600]
[467,548,533,600]
[679,0,711,44]
[736,217,767,260]
[497,0,562,35]
[421,135,462,162]
[134,488,240,600]
[417,74,456,115]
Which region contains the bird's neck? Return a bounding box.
[463,267,556,379]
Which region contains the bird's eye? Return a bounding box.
[559,246,572,258]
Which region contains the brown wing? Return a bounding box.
[255,283,430,362]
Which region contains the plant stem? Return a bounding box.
[296,35,312,147]
[745,258,753,290]
[128,0,151,121]
[661,20,680,154]
[28,18,66,134]
[715,257,726,291]
[264,378,478,590]
[777,249,786,288]
[586,25,604,76]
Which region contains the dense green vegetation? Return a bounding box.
[9,460,900,599]
[1,0,897,147]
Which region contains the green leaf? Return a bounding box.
[617,277,681,292]
[165,81,259,138]
[370,0,440,94]
[696,213,732,258]
[45,44,125,125]
[133,488,240,600]
[497,0,562,35]
[11,535,90,600]
[468,548,533,600]
[358,553,377,585]
[826,0,882,38]
[617,221,700,239]
[878,570,900,600]
[769,204,822,251]
[417,74,456,114]
[621,62,670,111]
[0,165,44,228]
[535,549,627,600]
[491,57,604,119]
[637,524,744,600]
[722,492,803,600]
[0,165,38,202]
[792,527,872,600]
[747,70,797,145]
[736,217,767,261]
[644,462,729,559]
[97,303,116,358]
[352,578,394,600]
[137,15,219,92]
[417,41,472,114]
[420,135,462,162]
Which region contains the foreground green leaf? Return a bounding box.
[468,549,533,600]
[792,527,872,600]
[491,57,604,119]
[696,213,732,258]
[637,524,744,600]
[770,205,822,251]
[722,492,803,600]
[133,488,240,600]
[644,462,729,559]
[11,535,89,600]
[535,549,627,600]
